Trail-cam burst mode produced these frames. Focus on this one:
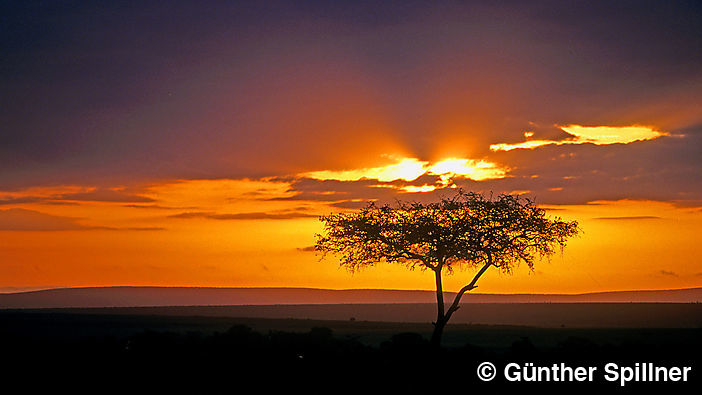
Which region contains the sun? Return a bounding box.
[302,155,509,193]
[428,158,507,183]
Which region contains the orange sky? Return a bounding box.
[1,174,701,294]
[2,2,701,294]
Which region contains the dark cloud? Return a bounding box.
[272,175,462,205]
[0,208,88,231]
[122,204,198,210]
[659,270,679,277]
[457,130,702,205]
[55,190,155,203]
[1,0,701,209]
[168,212,213,219]
[331,200,374,210]
[297,246,317,252]
[122,227,167,231]
[594,216,661,221]
[0,208,165,231]
[0,189,155,205]
[40,201,81,206]
[0,196,44,205]
[266,128,702,206]
[168,210,318,221]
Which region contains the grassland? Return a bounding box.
[2,304,700,391]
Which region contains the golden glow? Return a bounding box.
[428,158,507,182]
[490,125,666,151]
[561,125,666,144]
[302,157,428,182]
[490,139,560,151]
[401,185,438,193]
[302,156,508,190]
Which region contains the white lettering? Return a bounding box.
[501,362,691,385]
[604,363,619,382]
[504,363,521,381]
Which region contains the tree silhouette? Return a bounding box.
[315,190,580,346]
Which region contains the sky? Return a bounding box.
[1,1,701,293]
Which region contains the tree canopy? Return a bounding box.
[315,190,580,346]
[316,190,578,273]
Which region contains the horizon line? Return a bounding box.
[2,284,701,296]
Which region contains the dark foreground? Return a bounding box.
[2,309,700,392]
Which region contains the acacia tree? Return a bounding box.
[315,190,580,347]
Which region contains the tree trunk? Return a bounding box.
[430,317,447,347]
[431,259,492,348]
[432,267,446,348]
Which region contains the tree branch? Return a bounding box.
[444,256,493,321]
[375,233,435,270]
[434,267,444,326]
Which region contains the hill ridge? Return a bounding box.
[2,286,701,309]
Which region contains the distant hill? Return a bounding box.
[1,286,701,309]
